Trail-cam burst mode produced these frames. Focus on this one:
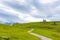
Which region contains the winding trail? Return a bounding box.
[28,29,52,40]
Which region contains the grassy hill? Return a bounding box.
[0,22,60,40]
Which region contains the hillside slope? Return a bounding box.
[0,22,60,40]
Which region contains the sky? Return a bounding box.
[0,0,60,23]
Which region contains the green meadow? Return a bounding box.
[0,21,60,40]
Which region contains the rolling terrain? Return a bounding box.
[0,21,60,40]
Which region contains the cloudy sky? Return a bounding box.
[0,0,60,23]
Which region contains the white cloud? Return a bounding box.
[0,17,8,23]
[30,5,50,18]
[0,3,17,15]
[0,3,43,23]
[0,0,29,6]
[39,0,58,4]
[30,5,39,15]
[55,6,60,10]
[0,3,50,23]
[0,0,57,23]
[49,5,60,15]
[16,0,28,5]
[18,13,42,22]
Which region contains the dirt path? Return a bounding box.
[28,29,52,40]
